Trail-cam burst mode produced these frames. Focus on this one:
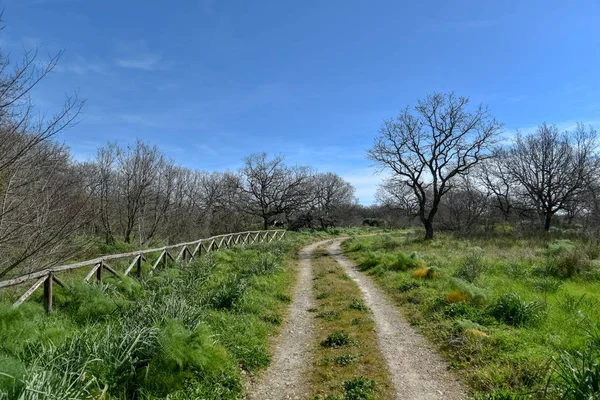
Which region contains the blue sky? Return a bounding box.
[1,0,599,204]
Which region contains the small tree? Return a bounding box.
[368,92,502,239]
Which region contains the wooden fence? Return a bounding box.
[0,230,286,313]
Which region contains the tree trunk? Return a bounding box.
[263,217,269,231]
[544,212,552,231]
[424,219,434,240]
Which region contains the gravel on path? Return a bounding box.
[246,239,332,400]
[327,239,467,400]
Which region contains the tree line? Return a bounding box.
[0,37,359,279]
[371,92,600,239]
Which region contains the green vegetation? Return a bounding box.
[342,232,600,399]
[310,248,393,399]
[0,237,303,399]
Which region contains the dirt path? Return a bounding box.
[247,239,331,400]
[327,240,467,400]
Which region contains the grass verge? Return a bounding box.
[309,247,393,400]
[341,231,600,399]
[0,235,308,399]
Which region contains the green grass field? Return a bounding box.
[0,236,308,399]
[342,231,600,399]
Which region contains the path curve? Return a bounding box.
[247,239,331,400]
[327,239,467,400]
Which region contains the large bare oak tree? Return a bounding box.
[368,92,503,239]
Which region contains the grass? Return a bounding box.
[0,234,311,399]
[309,248,393,399]
[342,231,600,399]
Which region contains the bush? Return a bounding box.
[203,274,248,310]
[343,376,377,400]
[349,299,367,311]
[446,290,470,304]
[321,332,351,348]
[449,278,488,306]
[454,249,486,282]
[334,354,357,367]
[487,293,545,327]
[388,251,426,271]
[412,267,437,279]
[397,281,421,292]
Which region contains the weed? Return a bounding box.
[531,277,562,302]
[446,290,471,304]
[322,332,351,348]
[397,281,421,292]
[412,267,437,279]
[317,291,331,299]
[487,293,545,327]
[342,376,377,399]
[349,299,367,311]
[454,249,486,282]
[335,354,357,367]
[261,313,282,325]
[276,293,292,303]
[317,310,340,321]
[388,251,426,271]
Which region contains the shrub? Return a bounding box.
[397,281,421,292]
[454,249,486,282]
[379,235,402,250]
[487,293,545,327]
[388,251,427,271]
[343,376,377,400]
[446,290,471,304]
[321,332,351,348]
[334,354,357,367]
[493,222,514,234]
[349,299,367,311]
[317,310,340,321]
[449,278,488,306]
[203,274,248,310]
[412,267,437,279]
[546,240,576,256]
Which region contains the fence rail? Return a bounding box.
[0,230,286,313]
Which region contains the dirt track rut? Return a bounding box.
[246,239,331,400]
[248,237,466,400]
[327,239,466,400]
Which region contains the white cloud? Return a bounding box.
[116,53,164,70]
[55,55,106,75]
[114,40,168,71]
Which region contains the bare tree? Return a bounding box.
[368,92,503,239]
[474,151,515,222]
[0,20,86,277]
[506,123,598,231]
[239,153,313,230]
[438,174,490,232]
[375,177,419,226]
[312,172,355,229]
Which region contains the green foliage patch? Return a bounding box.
[0,235,302,399]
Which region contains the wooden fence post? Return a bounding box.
[44,272,53,313]
[97,261,103,283]
[137,255,142,277]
